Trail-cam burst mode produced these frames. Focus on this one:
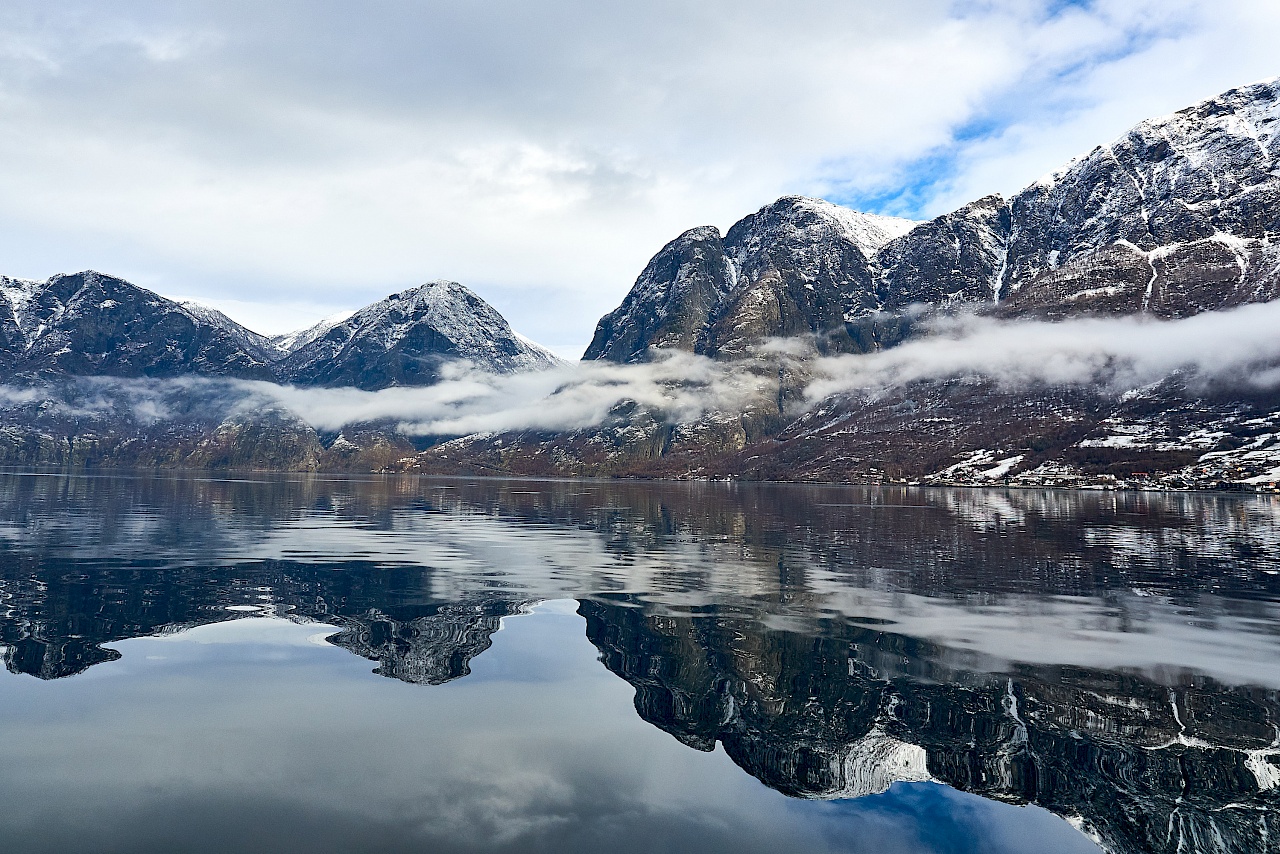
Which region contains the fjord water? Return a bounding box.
[0,474,1276,854]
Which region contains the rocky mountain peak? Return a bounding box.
[585,196,924,362]
[583,225,732,363]
[0,270,277,381]
[279,279,562,389]
[728,195,919,260]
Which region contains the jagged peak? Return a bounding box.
[1034,75,1280,190]
[743,195,921,256]
[280,279,564,374]
[673,225,722,244]
[952,193,1007,214]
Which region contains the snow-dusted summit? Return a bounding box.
[277,280,562,390]
[0,271,277,380]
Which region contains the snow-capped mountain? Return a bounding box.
[589,77,1280,362]
[0,272,560,390]
[276,280,562,390]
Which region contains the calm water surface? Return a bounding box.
[0,472,1277,853]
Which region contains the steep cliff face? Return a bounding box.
[709,197,918,357]
[876,194,1012,310]
[583,226,732,363]
[584,197,918,362]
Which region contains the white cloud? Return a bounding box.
[236,351,768,436]
[0,1,1278,352]
[807,301,1280,400]
[921,0,1280,215]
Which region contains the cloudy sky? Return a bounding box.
[1,1,1278,356]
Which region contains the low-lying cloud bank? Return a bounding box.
[3,301,1280,439]
[807,300,1280,401]
[238,351,766,435]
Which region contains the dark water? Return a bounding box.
[0,473,1277,854]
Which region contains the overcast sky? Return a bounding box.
[1,1,1278,356]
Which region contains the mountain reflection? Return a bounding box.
[0,472,1277,853]
[582,597,1280,854]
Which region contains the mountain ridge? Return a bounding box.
[0,271,562,390]
[586,76,1280,363]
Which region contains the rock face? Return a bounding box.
[0,274,559,390]
[587,78,1280,361]
[1000,78,1280,317]
[0,272,277,381]
[276,280,560,390]
[584,198,917,362]
[876,194,1011,310]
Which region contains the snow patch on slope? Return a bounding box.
[792,197,920,255]
[270,309,357,355]
[0,276,46,336]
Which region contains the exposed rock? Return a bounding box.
[585,197,918,362]
[876,194,1011,310]
[184,409,324,471]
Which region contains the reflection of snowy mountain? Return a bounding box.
[0,472,1276,852]
[581,597,1280,854]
